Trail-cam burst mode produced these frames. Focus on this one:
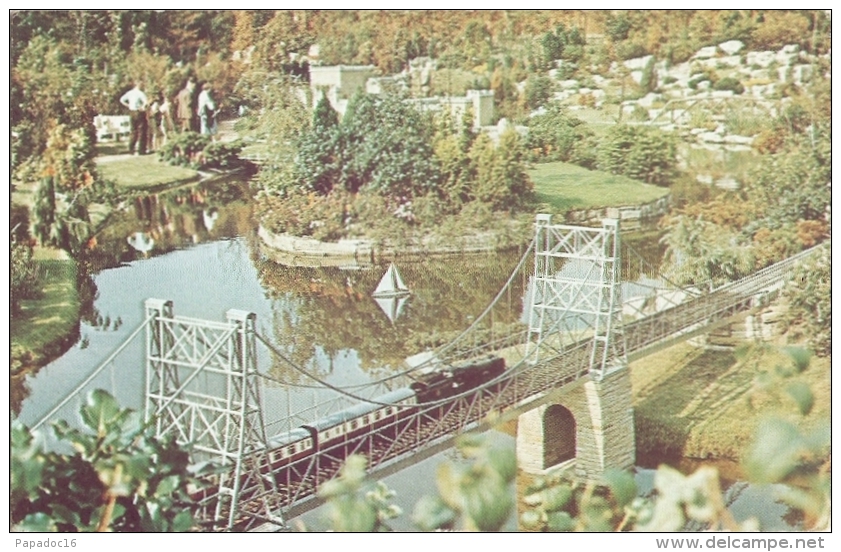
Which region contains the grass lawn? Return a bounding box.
[96,155,199,191]
[528,161,670,213]
[11,250,80,373]
[630,337,830,463]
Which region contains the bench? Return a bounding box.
[93,115,131,141]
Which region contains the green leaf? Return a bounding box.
[80,389,123,435]
[155,475,180,498]
[785,381,814,415]
[486,446,517,483]
[412,495,457,531]
[782,346,811,373]
[743,418,805,483]
[546,510,575,532]
[330,498,377,532]
[520,509,543,529]
[51,504,81,528]
[172,509,195,532]
[15,512,57,532]
[435,462,464,511]
[541,483,573,511]
[602,468,637,508]
[461,474,513,531]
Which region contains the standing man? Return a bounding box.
[120,81,149,155]
[197,82,218,140]
[176,78,197,133]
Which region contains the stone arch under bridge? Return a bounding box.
[516,368,635,480]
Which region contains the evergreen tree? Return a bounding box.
[296,94,341,195]
[32,177,57,247]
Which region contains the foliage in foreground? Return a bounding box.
[783,245,830,357]
[11,389,206,532]
[314,347,828,532]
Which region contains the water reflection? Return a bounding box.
[255,248,529,386]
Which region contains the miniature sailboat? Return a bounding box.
[372,263,410,298]
[372,263,410,323]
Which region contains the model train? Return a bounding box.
[190,355,506,510]
[264,354,506,472]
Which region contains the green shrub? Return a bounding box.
[524,103,597,167]
[158,132,211,168]
[10,242,40,315]
[201,140,246,170]
[713,76,745,95]
[688,73,711,89]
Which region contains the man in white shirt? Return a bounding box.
[120,82,149,155]
[197,83,218,139]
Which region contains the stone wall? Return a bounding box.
[563,194,671,229]
[257,223,527,267]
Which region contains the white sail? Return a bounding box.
[372,263,410,298]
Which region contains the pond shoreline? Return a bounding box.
[10,164,250,381]
[257,197,671,267]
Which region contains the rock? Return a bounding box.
[780,44,800,54]
[699,132,724,144]
[623,54,654,71]
[746,51,776,68]
[559,79,580,90]
[637,92,662,107]
[693,46,718,59]
[792,64,813,84]
[716,55,743,68]
[718,40,745,55]
[776,52,798,66]
[723,134,754,145]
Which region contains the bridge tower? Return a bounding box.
[143,299,284,531]
[518,216,634,478]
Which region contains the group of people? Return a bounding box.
[119,78,219,156]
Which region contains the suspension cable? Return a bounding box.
[426,236,536,365]
[623,241,703,297]
[254,331,519,411]
[31,313,155,431]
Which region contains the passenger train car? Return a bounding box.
[264,355,506,473]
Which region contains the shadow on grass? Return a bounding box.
[634,348,738,465]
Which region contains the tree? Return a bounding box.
[230,10,255,55]
[252,10,315,72]
[332,93,440,197]
[523,75,556,111]
[745,121,831,226]
[295,94,342,194]
[784,245,830,356]
[660,215,755,289]
[597,124,677,186]
[470,130,533,212]
[524,103,597,167]
[12,389,205,532]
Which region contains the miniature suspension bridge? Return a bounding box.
[29,215,819,531]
